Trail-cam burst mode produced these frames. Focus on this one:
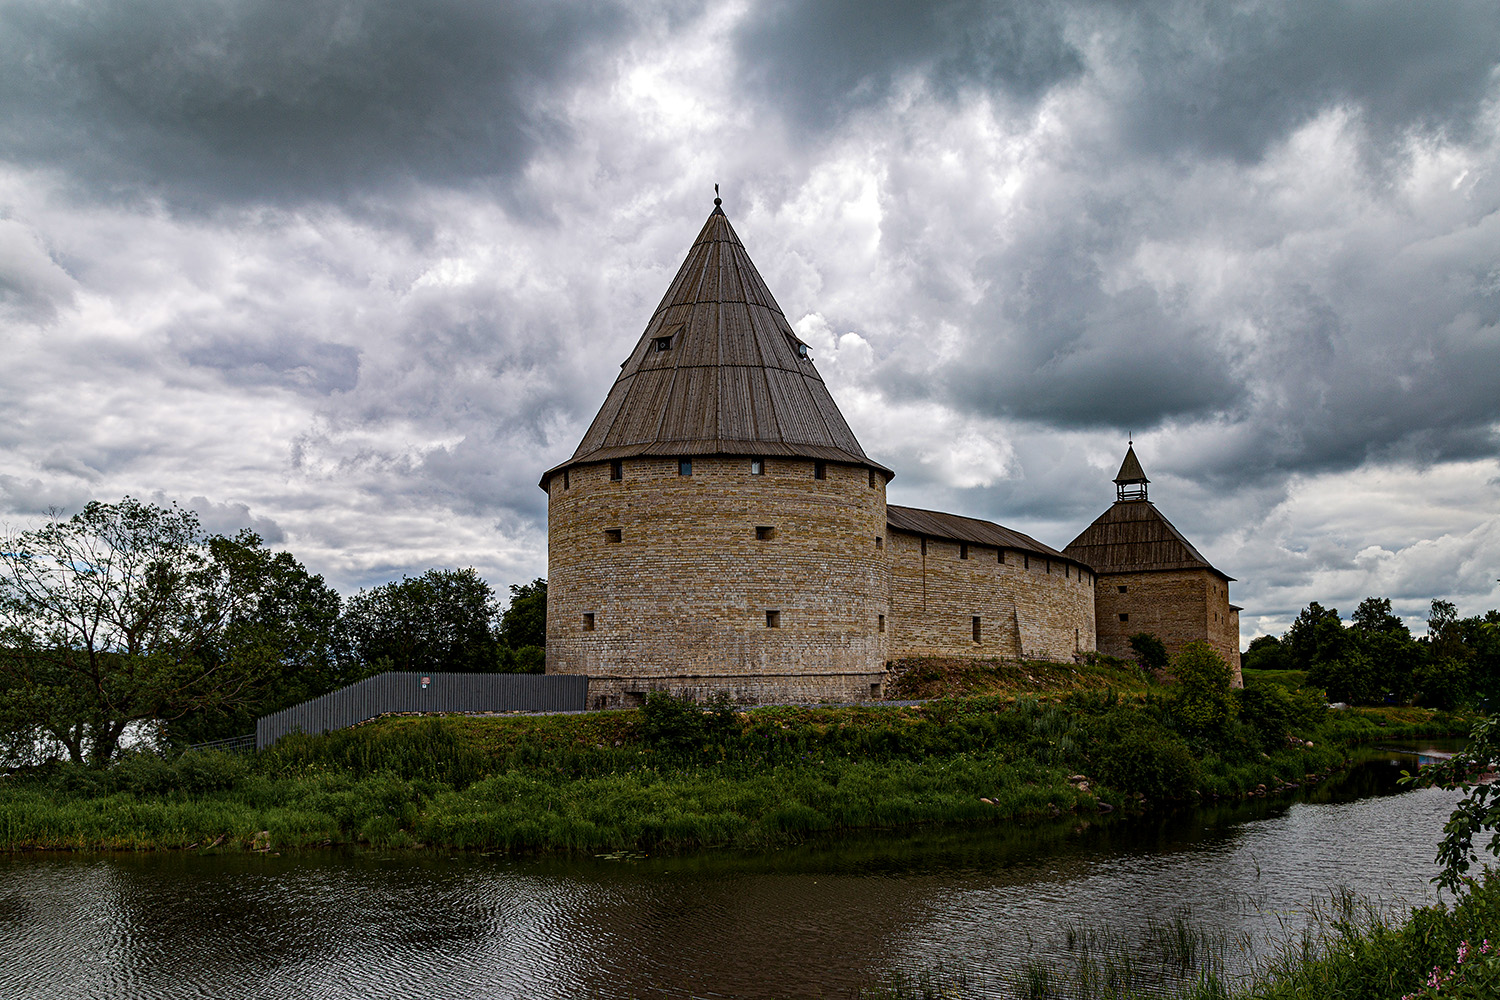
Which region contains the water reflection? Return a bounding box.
[1,746,1470,1000]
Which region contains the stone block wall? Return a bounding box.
[887,529,1096,661]
[545,455,890,706]
[582,671,888,710]
[1094,568,1242,684]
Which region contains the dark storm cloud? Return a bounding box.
[733,0,1081,131]
[1093,0,1500,162]
[750,0,1500,493]
[931,249,1244,429]
[736,0,1500,161]
[0,0,636,209]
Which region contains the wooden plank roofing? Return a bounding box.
[1062,500,1233,580]
[1114,444,1149,484]
[544,203,891,485]
[887,504,1087,567]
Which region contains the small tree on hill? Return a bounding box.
[1128,632,1169,673]
[1172,640,1236,736]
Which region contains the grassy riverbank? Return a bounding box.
[865,872,1500,1000]
[0,666,1473,853]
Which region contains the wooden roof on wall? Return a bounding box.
[887,504,1088,567]
[1062,500,1233,580]
[543,202,890,485]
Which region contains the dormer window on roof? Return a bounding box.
[654,335,673,352]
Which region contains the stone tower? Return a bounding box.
[1063,445,1242,682]
[541,198,894,707]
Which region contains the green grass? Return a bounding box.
[0,673,1475,854]
[1241,669,1310,690]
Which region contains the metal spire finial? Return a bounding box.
[714,183,721,208]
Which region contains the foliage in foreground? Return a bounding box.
[1406,712,1500,892]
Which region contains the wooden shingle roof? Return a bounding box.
[887,504,1088,568]
[1114,444,1149,484]
[544,202,890,485]
[1062,500,1233,580]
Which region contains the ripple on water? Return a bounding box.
[0,759,1471,1000]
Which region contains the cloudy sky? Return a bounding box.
[2,0,1498,642]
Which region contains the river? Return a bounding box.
[0,742,1474,1000]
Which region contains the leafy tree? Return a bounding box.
[1418,599,1476,709]
[1351,596,1406,638]
[0,498,293,765]
[1347,596,1424,704]
[1127,632,1168,673]
[167,549,345,745]
[1286,602,1350,671]
[498,578,546,650]
[1242,634,1290,672]
[340,568,500,676]
[1171,640,1237,736]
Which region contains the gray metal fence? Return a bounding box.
[255,672,589,749]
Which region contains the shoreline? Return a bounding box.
[0,686,1473,856]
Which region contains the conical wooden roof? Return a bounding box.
[544,202,890,484]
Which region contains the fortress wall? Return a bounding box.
[886,530,1096,661]
[1094,569,1242,684]
[582,672,887,710]
[545,455,890,706]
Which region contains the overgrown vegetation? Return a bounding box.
[1246,597,1500,710]
[0,644,1469,854]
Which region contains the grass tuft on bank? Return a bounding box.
[861,871,1500,1000]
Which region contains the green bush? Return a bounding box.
[1236,683,1297,751]
[1172,641,1237,739]
[1091,725,1201,800]
[640,691,709,757]
[496,644,545,673]
[1128,632,1169,672]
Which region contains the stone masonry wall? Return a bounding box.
[545,455,890,706]
[1094,569,1242,684]
[582,672,887,711]
[887,529,1096,661]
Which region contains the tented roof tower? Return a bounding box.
[544,198,890,484]
[1114,443,1149,501]
[1065,445,1232,580]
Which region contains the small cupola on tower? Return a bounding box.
[1113,442,1150,502]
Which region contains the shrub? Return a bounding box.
[640,691,707,757]
[1236,683,1297,751]
[1092,725,1201,800]
[1172,641,1237,738]
[1128,633,1169,673]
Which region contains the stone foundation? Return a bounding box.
[584,671,889,710]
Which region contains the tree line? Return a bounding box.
[1243,596,1500,709]
[0,497,546,763]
